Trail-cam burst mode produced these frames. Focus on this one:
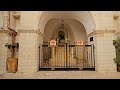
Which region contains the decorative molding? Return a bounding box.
[18,30,44,37]
[96,33,104,37]
[37,30,44,37]
[18,30,37,33]
[87,30,116,37]
[0,30,9,34]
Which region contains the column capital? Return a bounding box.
[87,30,116,37]
[18,30,44,37]
[0,30,9,34]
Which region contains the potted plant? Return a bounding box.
[113,37,120,72]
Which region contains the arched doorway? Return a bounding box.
[38,11,95,71]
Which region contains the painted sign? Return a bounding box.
[76,40,84,46]
[50,39,56,46]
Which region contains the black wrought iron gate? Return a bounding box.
[39,44,95,71]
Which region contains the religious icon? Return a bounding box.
[58,31,65,40]
[58,31,65,43]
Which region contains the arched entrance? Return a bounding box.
[38,11,95,71]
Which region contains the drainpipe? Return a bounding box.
[7,11,17,58]
[4,11,19,73]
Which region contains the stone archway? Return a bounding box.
[43,19,77,45]
[39,12,95,70]
[18,11,117,73]
[18,11,97,73]
[43,18,88,44]
[38,11,96,35]
[0,11,117,73]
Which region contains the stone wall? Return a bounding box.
[36,31,43,71]
[18,30,43,73]
[1,11,119,73]
[93,30,117,72]
[0,31,9,74]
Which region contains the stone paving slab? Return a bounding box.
[0,71,120,79]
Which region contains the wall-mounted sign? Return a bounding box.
[50,39,56,46]
[76,40,84,46]
[90,37,93,42]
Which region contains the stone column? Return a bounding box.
[93,30,117,72]
[51,47,55,70]
[51,47,55,58]
[18,30,43,73]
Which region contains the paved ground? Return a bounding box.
[0,71,120,79]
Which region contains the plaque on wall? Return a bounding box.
[90,37,93,42]
[49,39,56,46]
[75,40,84,46]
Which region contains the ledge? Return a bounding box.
[18,30,44,37]
[0,30,9,34]
[87,30,116,37]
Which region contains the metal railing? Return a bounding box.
[39,44,95,71]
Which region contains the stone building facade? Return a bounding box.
[0,11,120,74]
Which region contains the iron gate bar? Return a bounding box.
[39,44,95,71]
[91,44,93,68]
[69,45,75,47]
[66,43,67,68]
[64,47,66,66]
[85,45,91,47]
[42,45,48,47]
[92,44,95,69]
[39,45,40,69]
[69,44,70,68]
